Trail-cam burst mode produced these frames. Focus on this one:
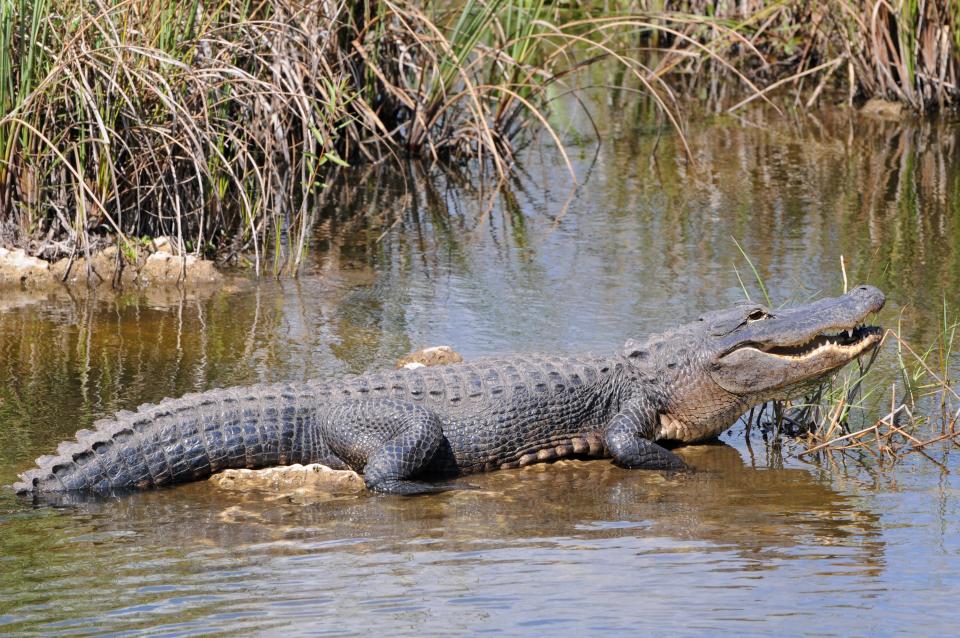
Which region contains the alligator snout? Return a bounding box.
[849,284,886,312]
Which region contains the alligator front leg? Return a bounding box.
[603,404,686,471]
[321,399,452,495]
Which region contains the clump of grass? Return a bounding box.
[788,310,960,470]
[1,0,354,275]
[0,0,767,275]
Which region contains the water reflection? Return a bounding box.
[597,108,960,323]
[21,443,882,557]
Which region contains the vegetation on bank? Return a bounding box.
[625,0,960,112]
[0,0,958,274]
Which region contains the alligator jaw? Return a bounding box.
[744,324,883,362]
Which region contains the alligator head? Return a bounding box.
[623,285,886,443]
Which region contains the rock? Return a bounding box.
[184,257,221,284]
[210,463,365,494]
[860,98,904,119]
[0,247,50,287]
[139,251,178,283]
[151,236,175,254]
[44,249,222,287]
[139,252,221,285]
[49,257,70,282]
[397,345,463,369]
[49,253,115,285]
[89,252,116,281]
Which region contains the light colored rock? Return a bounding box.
[152,236,174,254]
[210,463,365,494]
[0,247,47,270]
[185,258,221,284]
[49,253,116,285]
[3,239,221,289]
[138,252,221,285]
[397,345,463,369]
[43,249,222,287]
[49,258,68,280]
[0,247,50,287]
[860,98,904,119]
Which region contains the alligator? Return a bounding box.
[14,285,885,497]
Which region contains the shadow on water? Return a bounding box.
[0,108,959,635]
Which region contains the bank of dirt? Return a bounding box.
[0,238,223,290]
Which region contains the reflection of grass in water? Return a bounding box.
[734,244,960,470]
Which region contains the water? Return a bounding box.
[2,107,960,636]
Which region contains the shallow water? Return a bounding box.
[2,107,960,636]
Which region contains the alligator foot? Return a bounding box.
[611,440,686,471]
[613,441,688,472]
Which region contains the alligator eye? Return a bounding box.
[747,309,766,322]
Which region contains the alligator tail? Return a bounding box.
[13,384,314,495]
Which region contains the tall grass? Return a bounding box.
[2,1,957,276]
[611,0,960,111]
[0,0,765,275]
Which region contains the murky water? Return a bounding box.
[2,107,960,636]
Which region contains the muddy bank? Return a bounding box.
[0,238,223,289]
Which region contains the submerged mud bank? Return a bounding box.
[0,238,222,289]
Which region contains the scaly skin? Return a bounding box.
[14,286,886,496]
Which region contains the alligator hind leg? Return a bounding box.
[321,399,451,495]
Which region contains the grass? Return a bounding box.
[596,1,959,112]
[0,0,767,275]
[785,319,960,472]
